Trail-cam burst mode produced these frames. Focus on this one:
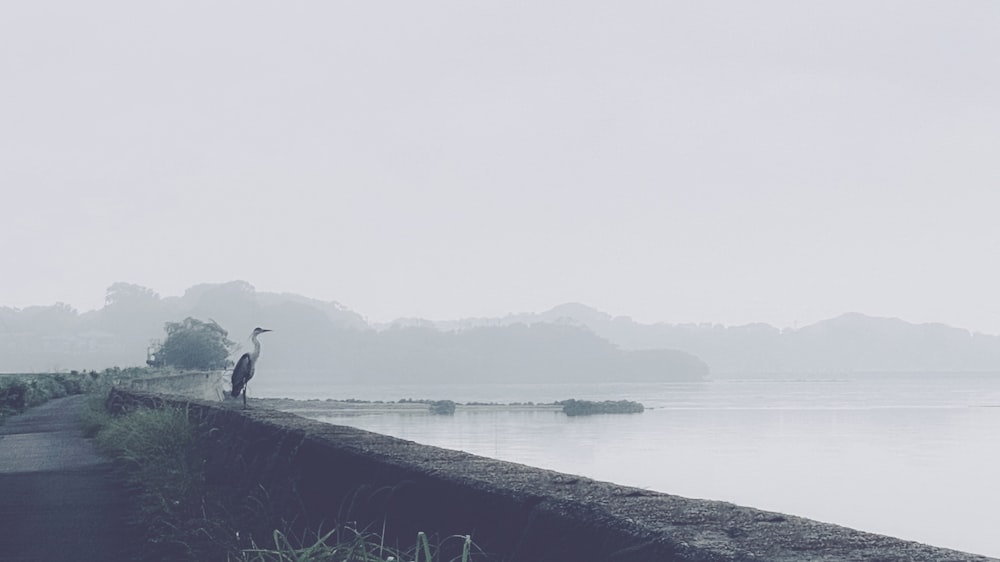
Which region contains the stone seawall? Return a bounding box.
[106,388,994,562]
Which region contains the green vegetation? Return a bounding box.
[87,401,479,561]
[1,373,87,420]
[154,317,235,370]
[0,368,154,424]
[95,405,211,557]
[396,398,459,415]
[428,400,457,415]
[559,399,644,416]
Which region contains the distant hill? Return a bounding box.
[0,281,366,373]
[6,283,997,378]
[0,282,707,383]
[429,303,1000,375]
[320,323,707,384]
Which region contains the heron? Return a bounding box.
[231,327,272,408]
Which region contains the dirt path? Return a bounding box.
[0,395,136,561]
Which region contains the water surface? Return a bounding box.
[256,373,1000,557]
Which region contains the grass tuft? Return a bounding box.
[79,395,113,437]
[92,403,219,559]
[236,527,476,562]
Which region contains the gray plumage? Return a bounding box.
[231,327,272,408]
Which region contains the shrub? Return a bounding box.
[156,317,235,370]
[0,378,29,418]
[429,400,457,415]
[0,372,114,422]
[560,399,644,416]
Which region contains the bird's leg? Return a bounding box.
[242,388,247,409]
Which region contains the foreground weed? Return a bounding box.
[79,395,113,437]
[237,527,380,562]
[95,404,211,558]
[96,406,201,501]
[414,532,475,562]
[237,528,476,562]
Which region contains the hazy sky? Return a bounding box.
[3,1,1000,332]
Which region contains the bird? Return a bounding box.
[230,327,272,408]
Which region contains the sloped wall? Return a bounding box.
[106,389,992,562]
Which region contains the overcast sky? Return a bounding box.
[2,1,1000,332]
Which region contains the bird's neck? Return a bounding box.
[250,334,262,361]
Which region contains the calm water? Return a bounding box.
[256,373,1000,557]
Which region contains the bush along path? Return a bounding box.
[0,394,138,561]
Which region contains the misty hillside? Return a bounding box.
[6,281,1000,378]
[0,281,707,383]
[430,304,1000,375]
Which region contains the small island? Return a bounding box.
[559,399,644,416]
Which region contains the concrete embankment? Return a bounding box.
[108,388,995,562]
[127,369,227,401]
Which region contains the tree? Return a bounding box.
[156,317,235,370]
[105,282,160,307]
[101,282,165,341]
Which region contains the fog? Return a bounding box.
[5,6,1000,554]
[2,2,1000,334]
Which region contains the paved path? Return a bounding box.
[0,395,136,561]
